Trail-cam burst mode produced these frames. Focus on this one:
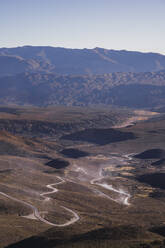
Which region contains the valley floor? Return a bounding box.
[0,107,165,248]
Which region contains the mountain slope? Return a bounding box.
[0,55,39,77]
[0,71,165,107]
[1,46,165,75]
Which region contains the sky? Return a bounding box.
[0,0,165,54]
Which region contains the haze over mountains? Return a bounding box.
[0,46,165,108]
[1,46,165,76]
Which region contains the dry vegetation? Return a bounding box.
[0,106,165,247]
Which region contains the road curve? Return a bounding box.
[0,176,79,227]
[91,169,131,206]
[40,176,65,201]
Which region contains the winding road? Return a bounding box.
[90,169,131,205]
[40,176,65,202]
[0,176,79,227]
[0,153,132,228]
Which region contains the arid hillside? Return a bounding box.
[0,70,165,108]
[0,106,165,248]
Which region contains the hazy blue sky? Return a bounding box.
[0,0,165,54]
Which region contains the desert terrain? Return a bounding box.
[0,106,165,247]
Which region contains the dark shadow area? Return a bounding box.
[136,173,165,189]
[60,148,90,158]
[5,225,149,248]
[152,159,165,166]
[45,158,69,169]
[134,149,165,159]
[149,190,165,200]
[61,128,136,145]
[150,226,165,237]
[0,169,12,174]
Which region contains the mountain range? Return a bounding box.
[0,46,165,108]
[0,70,164,108]
[0,46,165,76]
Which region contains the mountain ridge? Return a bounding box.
[0,46,165,76]
[1,46,165,108]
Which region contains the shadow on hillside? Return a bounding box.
[134,149,165,159]
[61,128,136,145]
[60,148,90,159]
[5,225,150,248]
[45,158,69,169]
[136,173,165,190]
